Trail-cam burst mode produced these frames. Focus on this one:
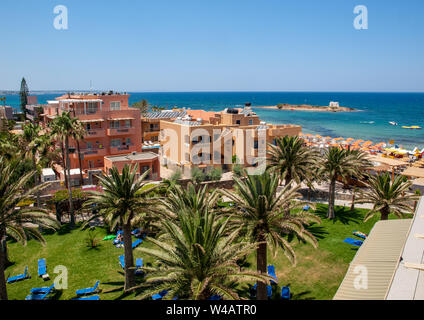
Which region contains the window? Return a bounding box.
[110,102,121,111]
[254,140,259,149]
[236,120,241,125]
[111,139,121,147]
[126,138,131,145]
[110,121,120,129]
[87,102,98,114]
[125,120,131,128]
[249,119,253,125]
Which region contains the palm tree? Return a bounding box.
[49,112,77,227]
[220,171,320,300]
[356,172,418,221]
[21,123,52,207]
[84,165,159,291]
[136,188,271,300]
[267,135,319,186]
[0,159,59,300]
[319,148,371,219]
[70,107,87,186]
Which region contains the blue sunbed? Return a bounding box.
[38,259,47,277]
[281,286,290,300]
[76,280,100,296]
[252,284,272,298]
[132,239,143,249]
[208,295,222,300]
[119,255,143,274]
[73,295,100,300]
[303,205,311,211]
[152,290,168,300]
[113,231,123,245]
[7,266,30,283]
[344,237,363,247]
[26,284,55,300]
[353,231,367,239]
[30,283,55,294]
[267,265,278,284]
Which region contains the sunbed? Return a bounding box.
[281,286,290,300]
[30,283,55,294]
[267,265,278,284]
[76,280,100,296]
[25,284,55,300]
[73,295,100,300]
[119,255,144,274]
[353,231,367,239]
[132,239,143,249]
[303,205,311,211]
[152,290,168,300]
[251,283,272,298]
[38,258,49,279]
[208,295,222,300]
[344,237,363,247]
[113,231,123,245]
[7,266,30,283]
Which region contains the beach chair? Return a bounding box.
[26,284,55,300]
[353,231,367,239]
[113,231,123,245]
[119,255,144,275]
[131,228,141,237]
[251,284,272,299]
[208,295,222,300]
[30,283,55,294]
[281,286,290,300]
[76,280,100,296]
[73,295,100,301]
[302,205,310,211]
[344,237,363,247]
[7,266,30,283]
[152,290,168,300]
[267,265,278,285]
[38,258,49,280]
[132,238,143,249]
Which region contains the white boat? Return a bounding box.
[389,121,398,126]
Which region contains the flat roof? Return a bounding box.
[386,198,424,300]
[105,151,158,162]
[333,219,411,300]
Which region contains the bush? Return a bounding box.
[85,227,100,249]
[54,188,87,202]
[170,169,182,181]
[206,167,222,181]
[191,167,206,184]
[232,164,244,177]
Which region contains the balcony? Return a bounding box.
[109,144,138,155]
[107,127,136,136]
[85,129,106,138]
[70,148,106,159]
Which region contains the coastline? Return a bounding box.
[255,105,357,112]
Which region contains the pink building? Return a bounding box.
[40,92,160,183]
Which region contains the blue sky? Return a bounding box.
[0,0,423,92]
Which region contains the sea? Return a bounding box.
[3,91,424,149]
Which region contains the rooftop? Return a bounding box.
[143,110,187,119]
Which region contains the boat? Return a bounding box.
[389,121,398,126]
[360,121,375,124]
[402,125,422,129]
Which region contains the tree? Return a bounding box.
[319,148,371,219]
[220,171,320,300]
[136,185,271,300]
[49,112,79,227]
[268,135,319,186]
[0,160,59,300]
[356,173,418,221]
[132,99,149,114]
[84,165,159,291]
[21,123,52,207]
[19,78,29,116]
[268,135,319,216]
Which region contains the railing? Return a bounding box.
[107,127,135,136]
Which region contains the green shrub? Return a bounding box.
[206,167,222,181]
[191,167,206,184]
[85,227,100,249]
[54,188,87,202]
[232,164,244,177]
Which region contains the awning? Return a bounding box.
[80,119,104,123]
[107,117,135,121]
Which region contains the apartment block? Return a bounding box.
[160,107,302,177]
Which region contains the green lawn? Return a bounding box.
[4,204,407,300]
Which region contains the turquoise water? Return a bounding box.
[4,92,424,148]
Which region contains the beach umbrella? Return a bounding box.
[334,137,344,141]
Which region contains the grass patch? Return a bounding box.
[4,204,409,300]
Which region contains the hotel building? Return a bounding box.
[39,92,160,184]
[159,107,302,177]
